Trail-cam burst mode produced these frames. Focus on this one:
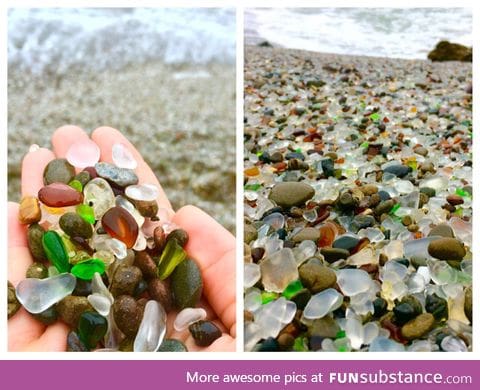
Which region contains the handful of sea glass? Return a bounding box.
[9,140,221,351]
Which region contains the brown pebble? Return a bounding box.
[428,237,466,261]
[153,226,166,253]
[251,247,265,262]
[26,262,48,279]
[244,310,254,323]
[379,253,388,265]
[118,337,134,352]
[112,295,143,337]
[244,243,252,263]
[130,199,159,218]
[299,263,337,293]
[368,193,381,208]
[8,281,21,319]
[147,278,173,312]
[18,196,41,225]
[401,215,412,226]
[134,251,157,280]
[419,193,429,208]
[278,333,295,350]
[57,296,93,328]
[407,224,419,232]
[167,229,189,247]
[401,313,435,340]
[446,194,464,206]
[110,265,143,297]
[27,223,47,261]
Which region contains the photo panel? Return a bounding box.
[7,7,236,353]
[243,7,472,353]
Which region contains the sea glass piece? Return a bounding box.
[76,204,95,224]
[92,272,113,300]
[68,179,83,192]
[112,143,137,170]
[282,279,303,299]
[157,239,187,280]
[133,300,167,352]
[38,183,84,207]
[261,291,278,304]
[42,230,70,273]
[369,336,405,352]
[244,263,261,288]
[83,178,115,220]
[244,289,262,312]
[133,231,147,251]
[260,248,299,293]
[173,308,207,332]
[125,184,159,202]
[106,238,128,259]
[101,206,139,248]
[441,336,468,352]
[18,196,41,225]
[303,288,343,319]
[78,311,108,349]
[88,294,112,317]
[254,297,289,339]
[15,273,76,314]
[66,139,101,169]
[336,269,373,296]
[115,196,145,227]
[71,258,106,280]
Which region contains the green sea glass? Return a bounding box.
[261,291,277,304]
[71,258,106,280]
[76,204,95,224]
[69,179,83,192]
[282,280,303,299]
[42,231,70,273]
[293,336,308,352]
[157,239,187,280]
[369,112,380,121]
[78,311,108,349]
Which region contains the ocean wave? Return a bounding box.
[245,8,472,59]
[8,8,235,75]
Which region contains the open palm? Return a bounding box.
[8,125,236,352]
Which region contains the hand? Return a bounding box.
[8,125,236,352]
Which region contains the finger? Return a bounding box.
[8,203,33,285]
[33,322,69,352]
[18,322,69,352]
[172,205,236,335]
[21,147,55,197]
[202,335,236,352]
[8,202,27,248]
[91,126,172,211]
[51,125,90,158]
[8,309,45,351]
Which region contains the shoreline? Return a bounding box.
[245,44,473,67]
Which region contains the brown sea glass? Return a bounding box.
[101,206,139,248]
[38,183,84,207]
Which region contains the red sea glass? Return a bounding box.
[38,183,84,207]
[101,206,139,248]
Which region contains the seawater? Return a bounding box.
[245,8,472,59]
[8,8,235,75]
